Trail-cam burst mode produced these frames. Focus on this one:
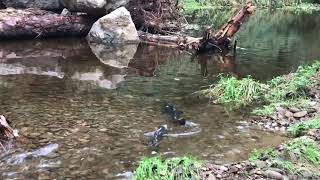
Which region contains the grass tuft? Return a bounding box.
[199,76,265,108]
[288,118,320,137]
[134,156,201,180]
[249,148,277,162]
[198,61,320,114]
[285,137,320,165]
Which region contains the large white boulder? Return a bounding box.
[2,0,62,10]
[87,7,139,44]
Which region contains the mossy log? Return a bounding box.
[0,8,96,39]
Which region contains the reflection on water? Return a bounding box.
[0,10,319,179]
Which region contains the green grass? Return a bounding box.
[182,0,320,11]
[247,137,320,177]
[249,148,278,162]
[134,157,202,180]
[288,118,320,137]
[198,61,320,113]
[285,137,320,165]
[198,76,265,108]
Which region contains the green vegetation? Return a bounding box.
[182,0,320,11]
[288,118,320,137]
[198,61,320,114]
[285,137,320,165]
[198,76,265,107]
[248,137,320,177]
[249,148,278,162]
[134,156,202,180]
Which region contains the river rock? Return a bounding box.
[284,111,293,118]
[289,107,300,113]
[2,0,61,10]
[263,170,283,180]
[105,0,129,13]
[60,0,106,16]
[293,111,308,118]
[87,7,139,44]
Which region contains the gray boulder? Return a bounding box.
[105,0,129,13]
[87,7,139,44]
[2,0,61,10]
[60,0,106,15]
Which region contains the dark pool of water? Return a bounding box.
[0,10,319,179]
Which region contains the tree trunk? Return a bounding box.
[0,8,96,39]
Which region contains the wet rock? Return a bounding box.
[263,170,283,180]
[293,111,308,118]
[87,7,139,44]
[285,111,293,118]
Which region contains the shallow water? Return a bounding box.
[0,10,319,179]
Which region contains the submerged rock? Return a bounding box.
[2,0,62,10]
[87,7,139,44]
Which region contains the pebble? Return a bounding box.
[255,161,267,169]
[263,170,283,180]
[271,122,278,127]
[229,166,238,173]
[207,174,217,180]
[98,128,107,132]
[293,111,308,118]
[285,111,293,118]
[289,107,300,113]
[219,166,228,171]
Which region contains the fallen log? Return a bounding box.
[0,8,96,39]
[139,1,255,53]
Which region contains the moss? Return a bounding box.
[134,156,201,180]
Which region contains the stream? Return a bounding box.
[0,10,319,179]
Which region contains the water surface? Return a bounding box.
[0,10,319,179]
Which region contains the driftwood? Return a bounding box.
[0,115,18,151]
[0,8,96,39]
[127,0,181,34]
[139,1,255,52]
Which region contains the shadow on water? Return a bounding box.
[0,10,319,179]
